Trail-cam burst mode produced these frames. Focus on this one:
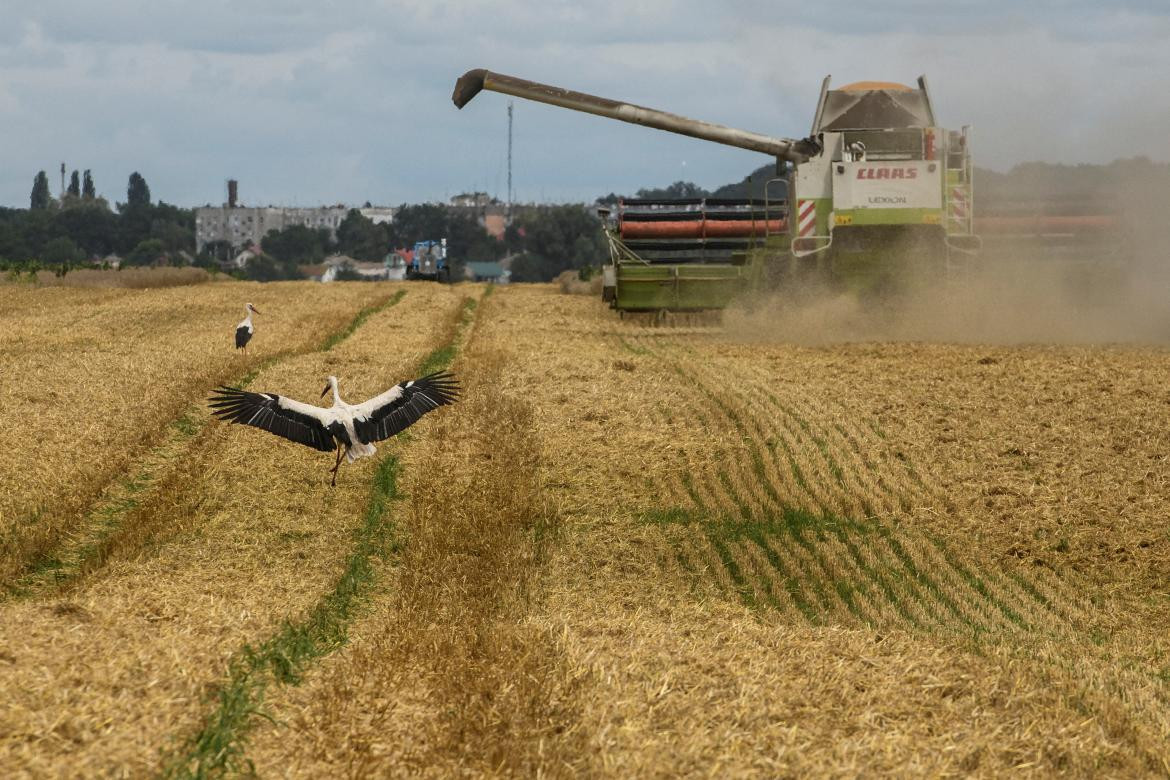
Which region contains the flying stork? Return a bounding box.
[235,303,260,352]
[208,371,458,485]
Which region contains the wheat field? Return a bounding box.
[1,281,1168,777]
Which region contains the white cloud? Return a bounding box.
[1,1,1168,206]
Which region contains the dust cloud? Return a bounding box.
[725,178,1170,346]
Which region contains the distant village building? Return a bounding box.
[465,261,509,283]
[480,204,508,239]
[448,192,508,240]
[232,244,263,269]
[359,206,396,225]
[317,254,396,283]
[195,205,396,252]
[195,206,349,252]
[449,192,494,208]
[196,180,396,252]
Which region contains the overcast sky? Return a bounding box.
[2,1,1168,208]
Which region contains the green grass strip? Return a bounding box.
[418,296,477,375]
[705,535,757,609]
[162,456,401,779]
[872,520,971,629]
[739,524,820,623]
[1004,568,1057,612]
[922,531,1027,629]
[826,522,923,629]
[318,289,406,352]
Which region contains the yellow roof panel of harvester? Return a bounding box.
[838,81,915,92]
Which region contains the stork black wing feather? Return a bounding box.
[208,387,334,452]
[354,371,459,443]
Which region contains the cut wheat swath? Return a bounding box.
[209,371,459,485]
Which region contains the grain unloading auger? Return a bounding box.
[453,68,979,311]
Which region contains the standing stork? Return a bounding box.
[235,303,260,353]
[208,371,458,485]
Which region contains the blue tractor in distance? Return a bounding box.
[407,239,452,282]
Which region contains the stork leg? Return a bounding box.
[329,444,344,487]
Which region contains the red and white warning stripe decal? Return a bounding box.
[950,187,968,219]
[797,199,817,237]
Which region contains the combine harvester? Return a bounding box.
[453,69,979,312]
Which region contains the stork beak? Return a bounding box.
[251,306,261,314]
[321,383,331,398]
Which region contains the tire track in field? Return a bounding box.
[629,332,1085,640]
[4,289,408,600]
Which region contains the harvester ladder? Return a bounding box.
[763,178,787,239]
[943,125,981,270]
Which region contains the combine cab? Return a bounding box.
[453,69,980,310]
[793,77,979,295]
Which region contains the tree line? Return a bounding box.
[595,163,789,205]
[973,157,1170,216]
[1,170,195,273]
[5,163,865,283]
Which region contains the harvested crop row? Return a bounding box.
[0,283,466,779]
[616,336,886,620]
[848,529,940,630]
[677,340,915,516]
[619,334,861,622]
[737,533,813,622]
[746,342,1168,596]
[644,336,850,517]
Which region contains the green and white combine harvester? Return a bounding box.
[453,69,979,312]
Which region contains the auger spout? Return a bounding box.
[452,68,819,162]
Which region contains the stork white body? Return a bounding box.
[313,375,381,463]
[235,303,259,350]
[209,371,458,485]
